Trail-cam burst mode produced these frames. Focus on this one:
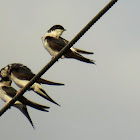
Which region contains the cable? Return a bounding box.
[0,0,119,116]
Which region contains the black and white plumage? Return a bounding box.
[0,63,62,106]
[42,25,95,64]
[0,77,50,129]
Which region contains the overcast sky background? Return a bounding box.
[0,0,140,140]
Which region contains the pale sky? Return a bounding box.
[0,0,140,140]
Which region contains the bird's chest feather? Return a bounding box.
[0,89,11,102]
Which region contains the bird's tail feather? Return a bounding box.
[72,52,95,64]
[34,88,60,106]
[74,48,94,54]
[25,99,50,112]
[15,104,35,129]
[37,78,64,86]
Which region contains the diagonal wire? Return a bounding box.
[0,0,119,116]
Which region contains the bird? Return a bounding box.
[0,77,50,129]
[0,63,63,106]
[42,25,95,64]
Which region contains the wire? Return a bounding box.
[0,0,119,116]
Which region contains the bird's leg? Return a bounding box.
[51,55,59,61]
[16,88,23,95]
[51,55,56,59]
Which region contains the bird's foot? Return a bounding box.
[16,88,23,95]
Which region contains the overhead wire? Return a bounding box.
[0,0,119,116]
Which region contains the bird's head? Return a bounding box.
[47,25,66,38]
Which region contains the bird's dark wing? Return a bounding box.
[59,37,94,54]
[59,37,69,44]
[2,86,29,102]
[2,86,50,111]
[46,36,79,58]
[12,69,35,81]
[45,36,67,51]
[9,64,33,74]
[11,66,64,85]
[2,86,17,97]
[18,96,50,111]
[9,64,34,80]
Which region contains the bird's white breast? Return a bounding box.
[0,88,12,102]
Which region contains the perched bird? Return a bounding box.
[0,77,50,129]
[0,63,63,106]
[42,25,95,64]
